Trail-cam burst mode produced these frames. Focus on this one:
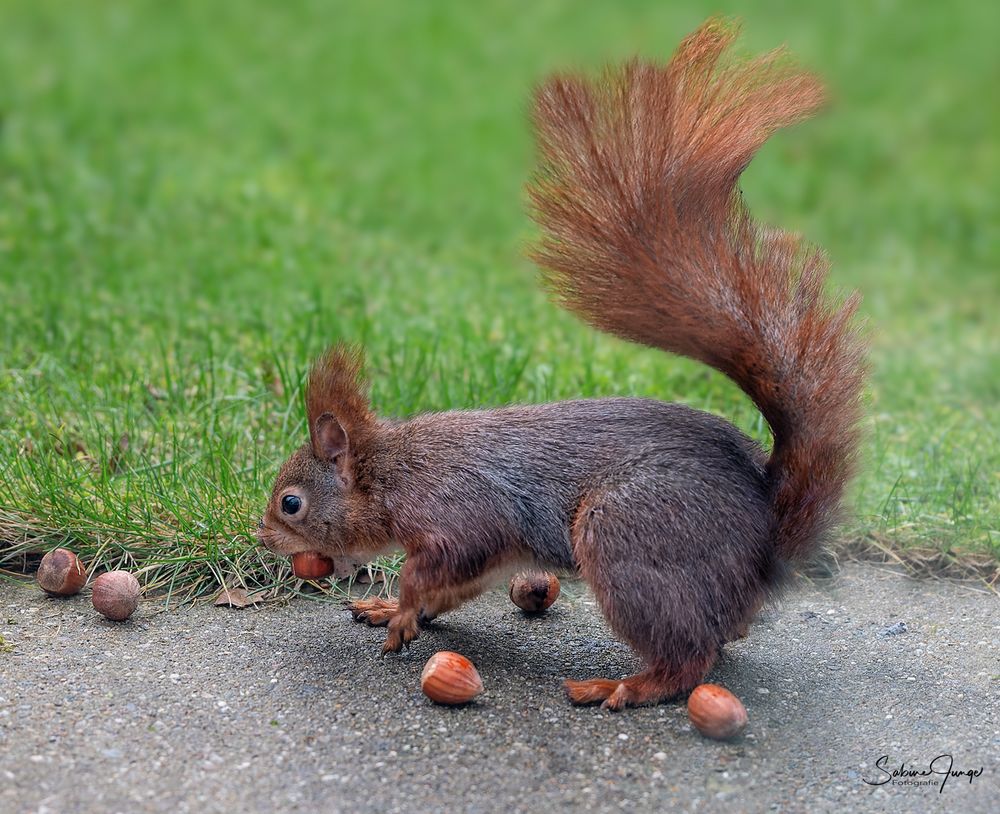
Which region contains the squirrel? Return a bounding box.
[258,19,867,711]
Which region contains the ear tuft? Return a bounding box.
[305,343,372,437]
[312,412,349,462]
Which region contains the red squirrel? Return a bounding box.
[258,19,866,710]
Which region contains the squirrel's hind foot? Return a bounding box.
[565,676,656,711]
[565,659,713,711]
[564,678,624,708]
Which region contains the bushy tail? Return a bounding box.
[527,19,867,561]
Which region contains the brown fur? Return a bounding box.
[528,18,866,560]
[258,19,867,710]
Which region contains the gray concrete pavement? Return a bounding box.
[1,563,997,813]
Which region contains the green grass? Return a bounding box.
[1,0,997,599]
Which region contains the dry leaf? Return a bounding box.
[331,556,367,580]
[214,588,267,608]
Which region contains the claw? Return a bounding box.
[382,636,402,655]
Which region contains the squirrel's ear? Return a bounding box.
[311,412,349,463]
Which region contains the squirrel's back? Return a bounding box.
[379,397,771,573]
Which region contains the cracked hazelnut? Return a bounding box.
[37,548,87,597]
[509,571,560,613]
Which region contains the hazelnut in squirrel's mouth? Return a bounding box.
[290,551,336,579]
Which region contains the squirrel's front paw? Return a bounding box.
[382,611,420,654]
[349,597,399,626]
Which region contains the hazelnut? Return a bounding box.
[91,571,141,621]
[291,551,335,580]
[420,651,484,705]
[509,571,560,613]
[36,548,87,597]
[687,683,748,740]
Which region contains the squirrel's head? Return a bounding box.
[258,417,355,557]
[258,344,385,559]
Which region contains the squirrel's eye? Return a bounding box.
[281,495,302,515]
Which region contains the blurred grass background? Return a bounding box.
[1,0,997,598]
